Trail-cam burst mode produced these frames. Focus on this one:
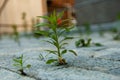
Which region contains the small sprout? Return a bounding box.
[113,34,120,40]
[83,22,91,35]
[75,38,91,47]
[32,18,41,38]
[13,54,31,75]
[110,28,118,33]
[99,30,104,37]
[35,11,77,65]
[117,12,120,20]
[75,38,103,47]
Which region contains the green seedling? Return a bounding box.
[31,18,42,38]
[35,11,77,65]
[75,38,102,47]
[117,12,120,20]
[13,54,31,75]
[12,24,20,46]
[110,28,118,33]
[75,38,91,47]
[113,33,120,40]
[83,22,91,35]
[99,30,104,37]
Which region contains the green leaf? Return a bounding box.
[35,23,49,27]
[35,31,49,36]
[94,43,103,46]
[46,59,57,64]
[13,55,24,69]
[51,34,57,41]
[69,50,77,56]
[64,37,74,40]
[58,29,66,36]
[61,49,67,55]
[117,13,120,20]
[13,63,21,67]
[44,40,59,48]
[45,50,57,55]
[60,37,74,43]
[44,40,54,45]
[13,58,21,63]
[65,27,74,32]
[60,43,68,48]
[37,16,49,19]
[57,11,64,18]
[26,64,31,68]
[49,13,56,24]
[75,40,81,47]
[53,41,59,48]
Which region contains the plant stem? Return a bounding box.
[54,30,61,58]
[53,29,67,65]
[19,69,27,76]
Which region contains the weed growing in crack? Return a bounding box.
[31,18,41,38]
[83,22,91,35]
[75,38,91,47]
[113,33,120,40]
[13,54,31,75]
[75,38,102,47]
[35,11,77,65]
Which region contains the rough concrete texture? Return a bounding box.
[0,31,120,80]
[75,0,120,25]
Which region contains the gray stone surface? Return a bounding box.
[0,31,120,80]
[0,69,35,80]
[75,0,120,25]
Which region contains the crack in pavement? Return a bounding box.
[0,65,41,80]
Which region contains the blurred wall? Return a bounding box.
[75,0,120,25]
[47,0,75,20]
[0,0,47,33]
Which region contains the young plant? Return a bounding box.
[75,38,102,47]
[13,54,31,75]
[31,18,42,38]
[75,38,91,47]
[35,11,77,65]
[113,33,120,40]
[83,22,91,35]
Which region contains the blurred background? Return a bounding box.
[0,0,120,35]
